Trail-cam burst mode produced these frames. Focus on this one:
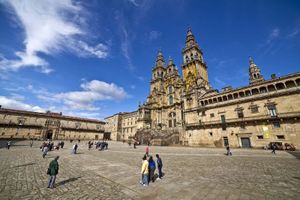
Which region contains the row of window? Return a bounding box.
[122,127,134,133]
[199,78,300,106]
[202,105,277,122]
[257,135,285,140]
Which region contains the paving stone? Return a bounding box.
[0,140,299,199]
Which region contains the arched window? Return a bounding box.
[168,112,176,128]
[169,95,173,105]
[169,86,173,93]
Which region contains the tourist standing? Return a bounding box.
[141,155,149,186]
[148,156,156,183]
[7,141,11,150]
[156,154,163,179]
[60,141,64,149]
[47,156,59,189]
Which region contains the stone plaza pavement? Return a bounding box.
[0,140,299,200]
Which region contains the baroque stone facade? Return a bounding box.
[105,29,300,148]
[0,108,105,140]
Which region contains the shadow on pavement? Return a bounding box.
[13,162,36,168]
[56,177,81,186]
[287,151,300,159]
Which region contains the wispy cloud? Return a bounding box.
[149,30,162,40]
[266,28,280,44]
[258,28,281,56]
[214,77,226,86]
[287,21,300,38]
[127,0,139,7]
[0,0,109,74]
[120,26,134,70]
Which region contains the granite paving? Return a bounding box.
[0,140,299,200]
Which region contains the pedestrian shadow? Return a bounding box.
[56,177,81,186]
[12,162,36,168]
[76,152,84,154]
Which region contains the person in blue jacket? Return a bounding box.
[148,156,156,183]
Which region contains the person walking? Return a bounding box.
[74,143,78,154]
[72,144,76,154]
[148,156,156,183]
[47,156,59,189]
[271,143,276,154]
[42,144,49,158]
[156,154,163,180]
[140,155,149,186]
[145,145,149,156]
[7,141,11,150]
[30,139,33,148]
[226,145,232,156]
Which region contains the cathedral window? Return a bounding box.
[169,86,173,94]
[169,95,173,105]
[168,112,176,128]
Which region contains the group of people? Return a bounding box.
[87,141,109,151]
[140,146,163,187]
[40,141,65,158]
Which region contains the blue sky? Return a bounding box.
[0,0,300,119]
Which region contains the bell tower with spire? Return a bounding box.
[249,56,264,85]
[182,28,209,90]
[150,49,166,95]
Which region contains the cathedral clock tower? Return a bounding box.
[181,28,209,90]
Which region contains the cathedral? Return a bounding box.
[105,29,300,148]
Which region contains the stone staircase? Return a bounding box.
[135,128,179,146]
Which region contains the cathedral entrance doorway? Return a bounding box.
[46,130,53,140]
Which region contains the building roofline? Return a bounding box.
[0,107,105,124]
[204,72,300,98]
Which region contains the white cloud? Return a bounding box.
[0,0,108,73]
[0,96,45,112]
[37,80,129,111]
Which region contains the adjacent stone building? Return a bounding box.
[106,29,300,148]
[0,107,105,140]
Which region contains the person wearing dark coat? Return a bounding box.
[156,154,163,179]
[47,156,59,188]
[148,156,156,183]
